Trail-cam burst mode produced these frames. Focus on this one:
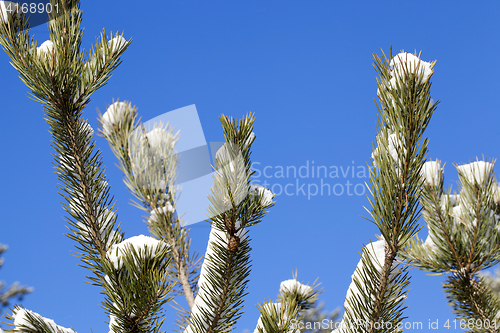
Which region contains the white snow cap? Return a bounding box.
[107,235,167,270]
[37,40,54,56]
[335,240,389,331]
[146,127,175,150]
[249,184,273,206]
[108,35,127,53]
[149,204,175,223]
[185,227,226,333]
[58,153,99,181]
[420,160,443,187]
[279,279,313,297]
[13,308,75,333]
[101,101,129,136]
[386,133,405,163]
[456,161,494,186]
[439,195,450,212]
[372,131,405,168]
[58,153,76,174]
[390,52,433,82]
[73,85,87,104]
[451,205,464,227]
[389,76,397,90]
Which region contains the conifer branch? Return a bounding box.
[365,50,435,332]
[185,113,274,333]
[444,273,500,333]
[335,49,436,332]
[402,159,500,330]
[0,2,174,332]
[98,103,198,310]
[254,278,320,333]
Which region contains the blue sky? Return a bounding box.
[1,0,499,332]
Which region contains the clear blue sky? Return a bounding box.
[1,1,499,332]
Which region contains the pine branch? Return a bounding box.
[255,301,300,333]
[185,113,274,333]
[368,246,398,330]
[98,103,198,309]
[103,238,174,333]
[401,158,500,330]
[0,0,127,284]
[363,50,435,332]
[335,49,437,332]
[444,272,500,333]
[0,2,175,333]
[254,278,321,333]
[8,306,76,333]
